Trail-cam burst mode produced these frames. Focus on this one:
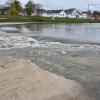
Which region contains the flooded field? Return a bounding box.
[0,23,100,99]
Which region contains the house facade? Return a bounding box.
[43,10,66,17]
[43,9,80,18]
[79,12,88,19]
[65,8,79,18]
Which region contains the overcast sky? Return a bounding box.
[0,0,100,10]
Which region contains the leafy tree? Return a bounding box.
[25,0,35,16]
[9,0,22,15]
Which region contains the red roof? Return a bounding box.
[86,12,100,19]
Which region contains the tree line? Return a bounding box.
[2,0,43,16]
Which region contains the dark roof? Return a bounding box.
[64,8,76,14]
[44,10,63,14]
[81,11,88,14]
[43,8,80,14]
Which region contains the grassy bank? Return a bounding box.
[0,15,100,23]
[41,17,100,23]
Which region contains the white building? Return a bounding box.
[65,8,80,18]
[79,12,88,19]
[43,9,80,18]
[43,10,66,18]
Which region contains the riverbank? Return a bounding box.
[0,15,100,23]
[0,58,90,100]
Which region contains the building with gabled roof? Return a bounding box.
[43,8,80,18]
[43,9,66,17]
[65,8,80,18]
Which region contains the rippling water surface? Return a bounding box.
[0,23,100,99]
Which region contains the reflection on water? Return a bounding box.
[0,23,100,49]
[0,23,100,48]
[3,23,100,44]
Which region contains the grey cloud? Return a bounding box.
[0,0,100,10]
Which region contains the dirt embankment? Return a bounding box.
[0,58,91,100]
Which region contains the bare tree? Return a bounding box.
[35,3,43,16]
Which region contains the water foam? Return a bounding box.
[0,36,39,49]
[0,27,19,31]
[0,34,100,52]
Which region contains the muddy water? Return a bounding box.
[0,23,100,99]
